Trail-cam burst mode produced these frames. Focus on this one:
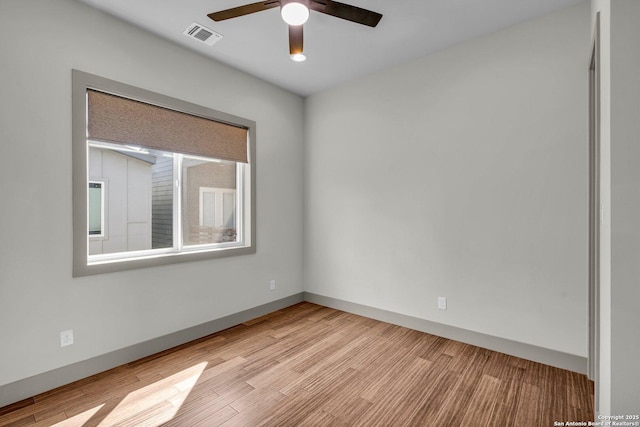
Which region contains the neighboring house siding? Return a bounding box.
[88,147,153,255]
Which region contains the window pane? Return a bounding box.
[88,182,103,236]
[182,157,237,246]
[88,144,174,256]
[150,154,174,250]
[223,192,236,230]
[201,192,216,227]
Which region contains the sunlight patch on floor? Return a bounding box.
[95,361,208,426]
[52,404,104,426]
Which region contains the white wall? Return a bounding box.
[609,1,640,412]
[305,3,589,357]
[591,0,640,415]
[0,0,304,388]
[591,0,612,414]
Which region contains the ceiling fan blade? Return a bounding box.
[309,0,382,27]
[208,1,280,21]
[289,25,304,55]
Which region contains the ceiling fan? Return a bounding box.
[207,0,383,62]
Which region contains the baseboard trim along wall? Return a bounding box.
[303,292,588,375]
[1,291,587,408]
[0,293,304,408]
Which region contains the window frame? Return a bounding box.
[72,70,256,277]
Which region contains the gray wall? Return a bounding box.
[591,0,640,415]
[0,0,304,389]
[591,0,612,413]
[610,0,640,412]
[304,3,589,357]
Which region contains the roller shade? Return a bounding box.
[87,90,248,163]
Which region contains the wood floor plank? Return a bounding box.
[61,401,113,427]
[298,410,347,427]
[0,400,33,419]
[256,389,324,426]
[482,350,512,380]
[459,374,502,426]
[442,338,468,357]
[0,384,86,425]
[0,407,36,426]
[569,370,594,416]
[109,401,176,427]
[542,365,569,426]
[164,382,253,427]
[270,318,315,340]
[290,331,359,374]
[166,383,218,410]
[0,415,35,427]
[52,390,124,423]
[356,357,436,425]
[229,385,283,413]
[432,347,492,425]
[318,394,373,425]
[416,335,450,361]
[486,365,526,427]
[522,358,547,388]
[266,368,363,426]
[29,412,66,427]
[407,368,462,425]
[0,302,594,427]
[342,335,400,374]
[373,353,455,425]
[515,382,543,426]
[218,387,286,427]
[279,335,371,396]
[191,405,238,427]
[358,344,420,402]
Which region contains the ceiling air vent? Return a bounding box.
[183,22,223,46]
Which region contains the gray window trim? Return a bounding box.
[72,69,256,277]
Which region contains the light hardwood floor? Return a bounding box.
[0,302,593,426]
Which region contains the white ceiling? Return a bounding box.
[78,0,583,96]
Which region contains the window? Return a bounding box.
[73,70,256,276]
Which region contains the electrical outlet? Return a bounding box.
[60,330,74,347]
[269,280,276,291]
[437,297,447,310]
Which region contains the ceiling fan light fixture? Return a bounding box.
[290,52,307,62]
[281,2,309,26]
